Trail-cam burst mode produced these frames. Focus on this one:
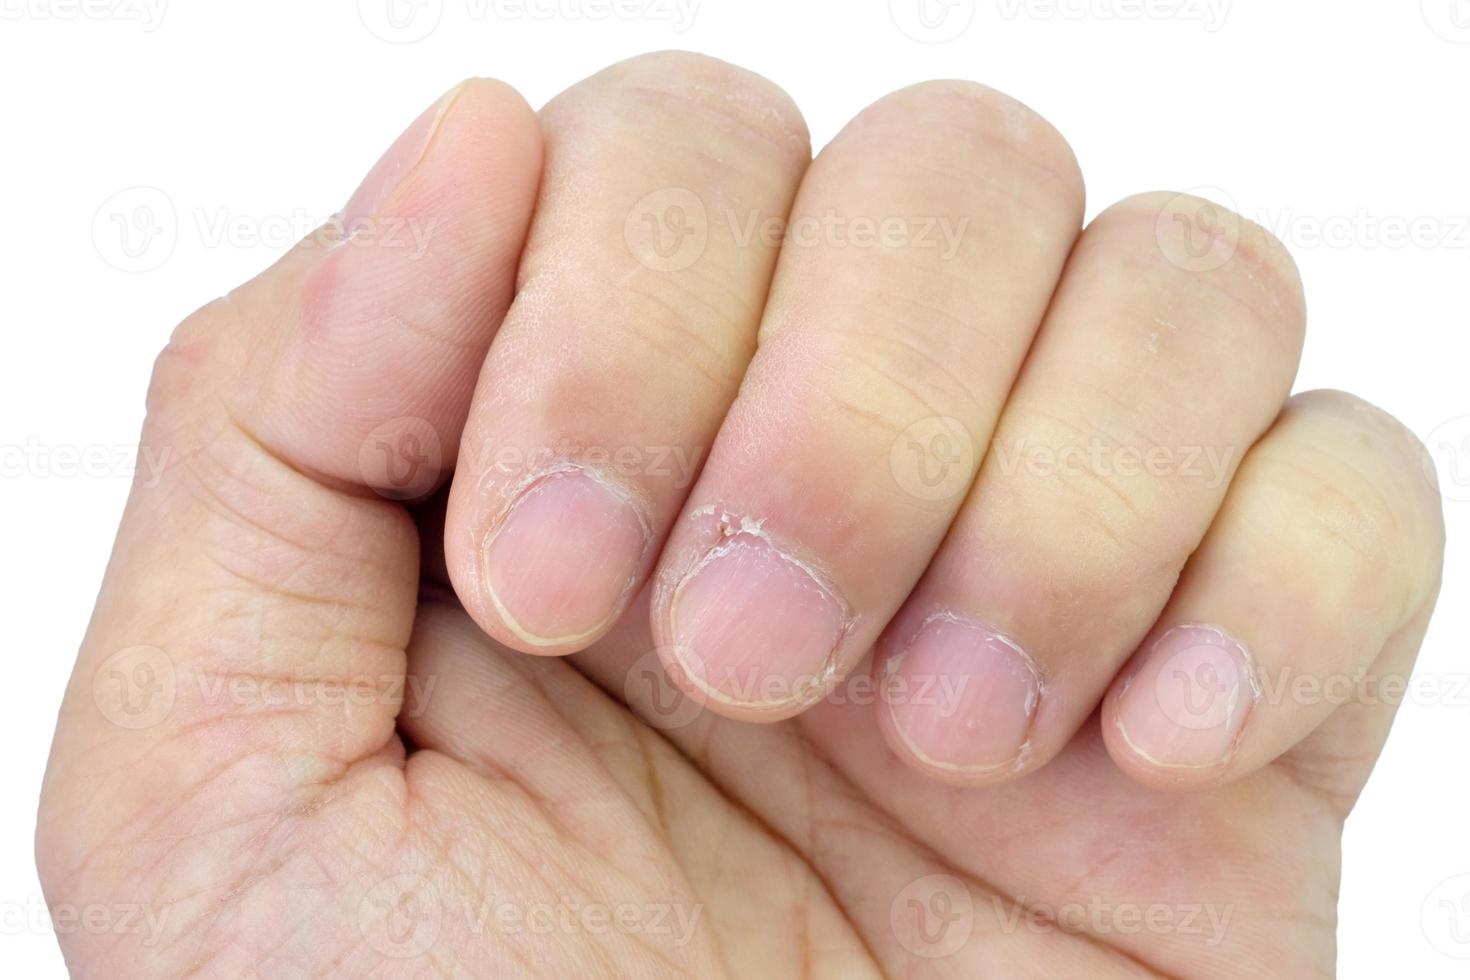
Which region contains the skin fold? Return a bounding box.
[38,53,1445,978]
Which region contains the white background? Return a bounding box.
[2,1,1467,975]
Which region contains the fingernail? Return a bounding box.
[669,532,846,709]
[482,467,649,647]
[341,82,465,230]
[1114,623,1259,769]
[884,616,1041,775]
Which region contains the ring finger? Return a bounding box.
[876,192,1307,782]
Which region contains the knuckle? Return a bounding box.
[1096,190,1307,341]
[1235,394,1447,617]
[848,80,1084,219]
[144,298,237,426]
[565,51,809,155]
[1286,389,1447,552]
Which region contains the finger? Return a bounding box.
[648,81,1085,720]
[1102,390,1446,790]
[40,79,542,869]
[874,192,1306,782]
[444,52,810,655]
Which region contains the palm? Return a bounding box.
[42,552,1346,977]
[41,59,1425,979]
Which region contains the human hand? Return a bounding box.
[39,53,1444,976]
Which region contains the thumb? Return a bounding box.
[39,78,541,912]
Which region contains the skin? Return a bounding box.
[37,53,1446,977]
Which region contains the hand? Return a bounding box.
[40,53,1445,977]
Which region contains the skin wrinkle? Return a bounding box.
[41,57,1440,979]
[778,718,1176,978]
[402,757,698,978]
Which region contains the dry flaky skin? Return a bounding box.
[36,53,1445,980]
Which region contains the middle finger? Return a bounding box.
[650,81,1085,720]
